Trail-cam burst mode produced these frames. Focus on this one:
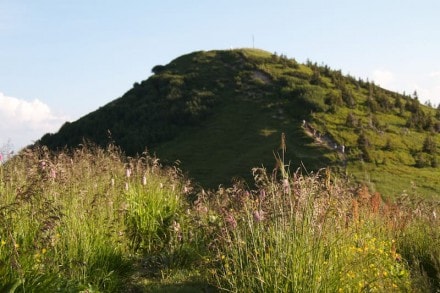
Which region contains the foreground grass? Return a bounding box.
[0,145,204,291]
[0,145,439,292]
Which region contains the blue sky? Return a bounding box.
[1,0,440,152]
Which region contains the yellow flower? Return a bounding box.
[42,248,47,254]
[14,243,19,249]
[0,240,5,246]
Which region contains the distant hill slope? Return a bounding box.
[38,49,440,196]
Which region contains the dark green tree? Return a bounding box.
[310,69,322,85]
[422,135,437,154]
[342,87,355,108]
[325,91,343,113]
[357,132,373,162]
[369,114,381,130]
[384,137,393,151]
[366,96,379,113]
[346,112,357,128]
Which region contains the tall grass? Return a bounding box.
[198,138,439,292]
[207,167,414,292]
[0,142,439,292]
[0,144,194,291]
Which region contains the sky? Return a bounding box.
[1,0,440,153]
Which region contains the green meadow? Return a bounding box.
[1,144,438,292]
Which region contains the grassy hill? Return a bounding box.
[38,48,440,197]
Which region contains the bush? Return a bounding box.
[415,152,432,168]
[423,135,437,154]
[152,65,166,74]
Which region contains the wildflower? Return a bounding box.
[225,213,237,229]
[50,168,57,179]
[172,221,182,241]
[172,220,181,233]
[142,175,147,185]
[282,178,290,193]
[1,239,5,246]
[126,168,131,178]
[42,248,47,254]
[259,189,266,201]
[208,214,218,223]
[253,209,265,222]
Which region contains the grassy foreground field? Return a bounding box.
[0,144,439,292]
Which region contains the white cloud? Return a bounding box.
[429,71,440,79]
[369,69,440,106]
[0,92,68,150]
[372,69,395,88]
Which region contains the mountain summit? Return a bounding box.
[38,49,440,196]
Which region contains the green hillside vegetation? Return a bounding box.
[1,146,439,291]
[38,48,440,197]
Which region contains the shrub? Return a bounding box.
[423,135,437,154]
[152,65,166,74]
[415,152,432,168]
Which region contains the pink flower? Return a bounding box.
[225,213,237,229]
[126,168,132,178]
[50,168,57,179]
[282,178,290,194]
[253,210,265,222]
[259,189,266,201]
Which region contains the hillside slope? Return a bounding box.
[38,49,440,196]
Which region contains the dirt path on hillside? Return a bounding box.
[302,121,347,165]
